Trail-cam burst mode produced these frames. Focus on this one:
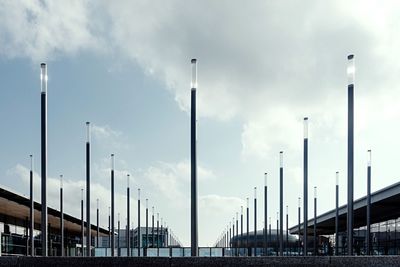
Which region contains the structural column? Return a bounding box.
[303,117,308,256]
[347,54,355,256]
[40,63,48,256]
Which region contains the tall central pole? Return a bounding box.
[335,172,339,255]
[264,173,268,256]
[286,205,289,255]
[246,197,249,255]
[40,63,48,257]
[240,206,243,249]
[152,207,154,248]
[81,189,84,256]
[298,197,301,255]
[145,199,148,256]
[254,187,257,256]
[127,174,130,256]
[279,151,284,256]
[347,54,355,256]
[86,122,91,256]
[138,189,141,256]
[60,175,64,256]
[96,199,99,248]
[29,155,34,256]
[366,150,372,255]
[314,187,317,256]
[111,154,115,256]
[190,58,198,257]
[303,117,308,256]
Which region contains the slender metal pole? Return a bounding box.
[347,54,355,256]
[236,212,238,253]
[85,122,91,256]
[314,187,317,256]
[60,175,64,256]
[367,150,372,255]
[108,207,111,249]
[161,218,164,247]
[254,187,257,256]
[81,189,84,256]
[268,217,271,255]
[246,197,249,255]
[157,213,160,255]
[286,205,289,255]
[279,151,284,256]
[276,212,279,256]
[117,213,120,256]
[145,199,148,256]
[29,155,34,256]
[298,197,301,255]
[96,199,99,248]
[138,189,141,256]
[303,117,308,256]
[264,173,268,256]
[40,63,48,257]
[111,154,115,256]
[335,172,339,256]
[190,58,198,256]
[127,174,130,256]
[152,207,154,248]
[240,206,243,249]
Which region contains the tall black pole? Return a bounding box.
[81,189,84,256]
[276,212,279,256]
[157,213,160,253]
[229,223,232,248]
[152,207,154,248]
[347,54,355,256]
[138,189,141,256]
[298,197,301,255]
[86,122,91,256]
[108,207,111,249]
[335,172,339,256]
[96,199,99,248]
[190,58,198,257]
[236,212,238,246]
[254,187,257,256]
[60,175,64,256]
[29,155,34,256]
[313,187,317,256]
[145,199,148,256]
[117,214,120,256]
[127,174,130,256]
[240,206,243,248]
[161,218,164,247]
[268,217,271,255]
[246,198,249,255]
[264,173,268,256]
[366,150,371,255]
[303,117,308,256]
[40,63,48,257]
[111,154,115,256]
[279,151,284,256]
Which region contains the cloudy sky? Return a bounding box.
[1,0,400,247]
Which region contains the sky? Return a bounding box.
[1,0,400,247]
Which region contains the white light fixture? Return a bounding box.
[191,59,197,89]
[40,63,47,93]
[347,54,355,85]
[304,117,309,139]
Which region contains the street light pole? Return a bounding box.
[240,206,243,249]
[314,187,317,256]
[246,197,250,256]
[138,189,141,256]
[127,174,130,256]
[29,155,34,256]
[264,173,268,256]
[347,54,355,256]
[298,197,301,255]
[366,150,372,255]
[81,189,84,256]
[96,199,99,248]
[60,175,64,256]
[152,207,155,248]
[40,63,48,256]
[303,117,308,256]
[335,172,339,256]
[111,154,115,256]
[85,122,91,256]
[286,205,289,255]
[254,187,257,256]
[145,199,148,256]
[190,58,198,257]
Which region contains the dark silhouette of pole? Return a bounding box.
[366,150,372,255]
[254,187,257,256]
[298,197,301,255]
[111,154,115,256]
[117,213,120,256]
[40,63,48,256]
[279,151,284,256]
[157,213,160,255]
[276,212,279,256]
[303,117,308,256]
[240,206,243,248]
[108,207,111,249]
[264,173,268,256]
[313,186,317,256]
[246,197,249,255]
[229,222,232,248]
[86,122,91,257]
[29,155,34,256]
[335,172,339,255]
[236,212,238,253]
[96,199,99,248]
[286,205,288,255]
[152,207,154,248]
[347,54,355,256]
[81,189,84,256]
[127,174,130,256]
[145,199,148,256]
[268,217,271,255]
[138,189,141,256]
[60,175,64,256]
[190,58,198,256]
